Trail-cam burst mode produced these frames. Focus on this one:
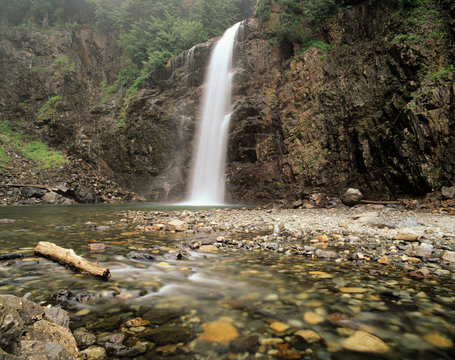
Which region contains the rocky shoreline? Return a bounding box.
[121,204,455,280]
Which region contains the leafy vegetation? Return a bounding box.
[0,121,68,168]
[0,146,10,165]
[38,95,62,120]
[0,0,256,93]
[257,0,340,54]
[52,55,75,71]
[22,140,68,168]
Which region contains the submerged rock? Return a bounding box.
[341,330,390,353]
[198,321,239,346]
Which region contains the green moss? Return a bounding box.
[52,56,75,71]
[430,65,454,81]
[0,146,10,165]
[38,95,62,120]
[22,141,68,168]
[0,120,68,169]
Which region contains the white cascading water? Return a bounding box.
[185,22,241,205]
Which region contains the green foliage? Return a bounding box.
[258,0,340,53]
[38,95,62,120]
[52,55,75,71]
[256,0,271,20]
[22,140,69,168]
[303,0,337,24]
[0,121,67,168]
[430,65,454,81]
[0,146,10,165]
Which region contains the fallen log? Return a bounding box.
[34,241,110,279]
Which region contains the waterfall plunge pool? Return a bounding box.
[0,204,454,359]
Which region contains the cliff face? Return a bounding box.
[1,0,454,205]
[225,0,454,203]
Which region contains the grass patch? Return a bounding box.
[22,141,68,168]
[0,120,68,169]
[0,146,10,165]
[430,65,454,81]
[38,95,62,120]
[52,55,75,71]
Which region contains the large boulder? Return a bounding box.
[341,188,363,206]
[0,295,78,359]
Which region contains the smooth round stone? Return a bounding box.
[75,309,91,316]
[295,330,321,343]
[422,333,454,348]
[303,312,324,325]
[198,321,239,345]
[79,345,107,360]
[270,322,290,333]
[339,287,368,294]
[341,331,390,354]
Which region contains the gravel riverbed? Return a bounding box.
[121,205,455,279]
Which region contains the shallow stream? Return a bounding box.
[0,204,454,359]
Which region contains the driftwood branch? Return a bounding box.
[34,241,110,279]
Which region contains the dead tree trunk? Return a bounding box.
[34,241,110,279]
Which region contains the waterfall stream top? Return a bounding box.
[185,22,241,206]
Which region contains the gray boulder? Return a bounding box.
[341,188,363,206]
[0,295,78,359]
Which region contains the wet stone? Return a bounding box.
[96,332,125,346]
[341,330,390,353]
[73,329,96,349]
[139,324,194,345]
[229,335,259,353]
[295,330,321,343]
[86,316,122,332]
[198,321,239,345]
[139,307,186,325]
[80,345,106,360]
[422,333,453,348]
[127,251,157,261]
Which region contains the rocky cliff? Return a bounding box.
[1,0,454,205]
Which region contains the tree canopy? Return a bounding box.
[0,0,256,90]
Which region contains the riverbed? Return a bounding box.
[0,204,454,359]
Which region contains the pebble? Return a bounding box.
[270,322,290,333]
[80,345,107,359]
[341,330,390,353]
[441,250,455,263]
[422,333,454,348]
[199,245,219,253]
[339,287,368,293]
[395,231,420,241]
[125,317,150,327]
[295,330,321,343]
[198,321,239,345]
[308,271,333,279]
[259,338,284,345]
[303,312,324,325]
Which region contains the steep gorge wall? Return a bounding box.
[225,0,455,203]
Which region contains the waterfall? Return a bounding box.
[185,22,241,205]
